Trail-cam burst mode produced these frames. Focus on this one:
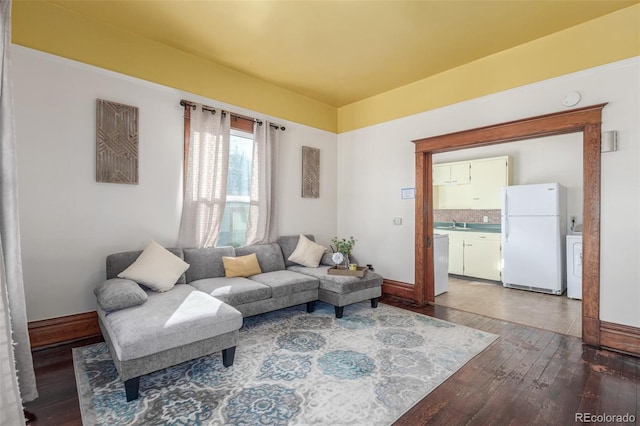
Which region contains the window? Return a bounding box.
[216,129,254,247]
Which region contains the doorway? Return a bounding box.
[431,133,583,337]
[412,104,605,347]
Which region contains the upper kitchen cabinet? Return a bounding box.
[470,156,510,209]
[433,156,509,210]
[433,162,470,185]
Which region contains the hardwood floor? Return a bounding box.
[23,298,639,425]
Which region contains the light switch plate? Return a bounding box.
[393,217,402,225]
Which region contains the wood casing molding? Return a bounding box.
[28,311,101,349]
[411,104,625,352]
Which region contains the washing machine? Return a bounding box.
[566,235,582,299]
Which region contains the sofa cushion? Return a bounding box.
[94,278,147,313]
[183,246,235,282]
[288,234,327,268]
[107,247,186,284]
[277,235,316,267]
[288,265,383,294]
[98,284,242,361]
[235,243,285,273]
[222,253,262,277]
[249,270,319,298]
[189,277,272,306]
[117,240,190,292]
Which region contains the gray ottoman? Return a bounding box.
[287,265,383,318]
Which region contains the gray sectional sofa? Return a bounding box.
[96,235,383,401]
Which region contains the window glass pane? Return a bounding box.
[217,131,253,247]
[227,133,253,197]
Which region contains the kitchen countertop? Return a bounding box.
[434,222,501,234]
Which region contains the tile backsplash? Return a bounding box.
[434,209,501,224]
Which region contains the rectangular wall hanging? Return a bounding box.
[301,146,320,198]
[96,99,139,184]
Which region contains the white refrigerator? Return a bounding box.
[501,183,567,295]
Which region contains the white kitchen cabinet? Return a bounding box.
[436,184,471,209]
[470,156,510,209]
[433,156,508,209]
[434,229,501,280]
[462,232,502,281]
[433,162,470,185]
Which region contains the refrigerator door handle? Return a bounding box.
[505,217,509,241]
[503,192,509,241]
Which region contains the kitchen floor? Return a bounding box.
[435,276,582,338]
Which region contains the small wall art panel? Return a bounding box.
[302,146,320,198]
[96,99,139,184]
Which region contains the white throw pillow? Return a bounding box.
[288,234,327,268]
[117,240,189,292]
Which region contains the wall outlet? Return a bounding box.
[393,217,402,225]
[483,216,489,223]
[571,216,577,222]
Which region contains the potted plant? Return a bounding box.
[331,236,356,269]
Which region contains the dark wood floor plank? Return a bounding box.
[465,326,559,424]
[22,298,640,426]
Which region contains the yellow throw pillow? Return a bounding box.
[222,253,262,278]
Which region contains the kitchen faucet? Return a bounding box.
[452,219,457,227]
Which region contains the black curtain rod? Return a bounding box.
[180,99,215,114]
[180,99,285,130]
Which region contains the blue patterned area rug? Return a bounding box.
[74,301,498,425]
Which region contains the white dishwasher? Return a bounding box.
[434,234,449,296]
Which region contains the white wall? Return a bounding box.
[338,57,640,328]
[433,133,584,231]
[12,46,337,321]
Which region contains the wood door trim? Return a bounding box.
[412,104,606,348]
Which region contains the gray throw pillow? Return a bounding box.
[320,252,336,266]
[94,278,148,313]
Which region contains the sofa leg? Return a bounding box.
[125,377,140,402]
[335,306,344,319]
[306,301,316,313]
[222,346,236,367]
[371,297,379,308]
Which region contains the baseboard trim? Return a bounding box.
[382,279,414,300]
[28,311,101,349]
[600,321,640,357]
[31,306,639,357]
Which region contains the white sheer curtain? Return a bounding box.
[1,0,38,423]
[178,105,231,248]
[245,121,279,245]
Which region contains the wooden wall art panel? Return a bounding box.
[301,146,320,198]
[96,99,139,184]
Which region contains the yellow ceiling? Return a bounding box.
[40,0,639,108]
